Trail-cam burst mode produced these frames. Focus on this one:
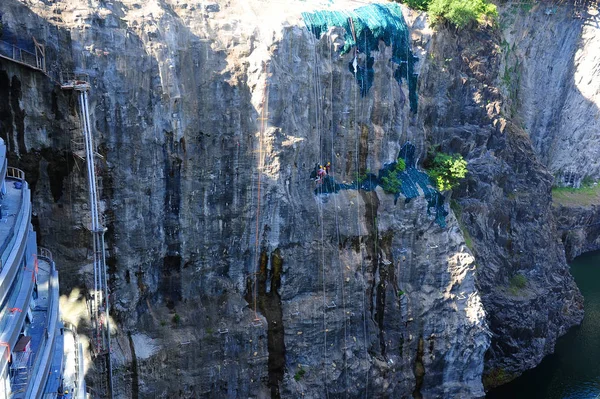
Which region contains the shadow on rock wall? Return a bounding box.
[417,16,584,388]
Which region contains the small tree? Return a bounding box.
[426,152,467,192]
[400,0,430,10]
[428,0,497,28]
[399,0,497,28]
[380,159,406,194]
[380,173,402,194]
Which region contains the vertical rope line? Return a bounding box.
[319,186,329,398]
[363,29,381,345]
[313,33,329,398]
[388,39,394,149]
[315,37,323,164]
[253,62,269,320]
[329,33,349,399]
[405,29,412,146]
[351,25,369,399]
[363,29,370,399]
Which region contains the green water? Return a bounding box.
[487,251,600,399]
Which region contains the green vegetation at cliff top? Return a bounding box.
[397,0,498,28]
[552,182,600,207]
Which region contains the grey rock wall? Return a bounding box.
[500,3,600,185]
[0,0,591,397]
[0,6,87,288]
[498,3,600,260]
[554,203,600,261]
[416,20,583,388]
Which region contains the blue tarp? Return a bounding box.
[313,142,448,227]
[302,3,419,112]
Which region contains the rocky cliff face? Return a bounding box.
[499,2,600,186]
[416,10,584,387]
[0,0,592,397]
[497,2,600,261]
[554,203,600,261]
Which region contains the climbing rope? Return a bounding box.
[351,26,370,398]
[348,17,359,74]
[329,34,350,398]
[253,62,270,323]
[404,35,409,145]
[362,26,381,285]
[312,32,330,398]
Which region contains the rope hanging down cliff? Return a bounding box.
[352,31,370,399]
[328,32,350,398]
[252,61,270,325]
[311,31,330,398]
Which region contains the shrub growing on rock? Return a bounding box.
[398,0,497,28]
[509,274,527,295]
[429,0,497,28]
[380,159,406,194]
[294,366,306,381]
[425,151,467,192]
[400,0,430,10]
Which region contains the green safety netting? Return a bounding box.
[302,3,418,112]
[312,143,448,227]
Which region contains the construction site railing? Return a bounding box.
[25,270,59,398]
[0,157,7,187]
[18,326,47,394]
[37,247,53,264]
[0,40,45,72]
[63,322,83,399]
[60,72,90,85]
[6,167,25,181]
[11,256,52,396]
[0,178,29,273]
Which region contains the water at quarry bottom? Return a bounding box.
[487,251,600,399]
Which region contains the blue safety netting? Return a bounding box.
[312,142,448,227]
[394,143,447,227]
[302,3,418,112]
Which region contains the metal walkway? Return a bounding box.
[0,38,47,74]
[61,76,113,399]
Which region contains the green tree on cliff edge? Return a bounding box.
[399,0,497,28]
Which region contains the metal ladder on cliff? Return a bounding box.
[61,75,114,399]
